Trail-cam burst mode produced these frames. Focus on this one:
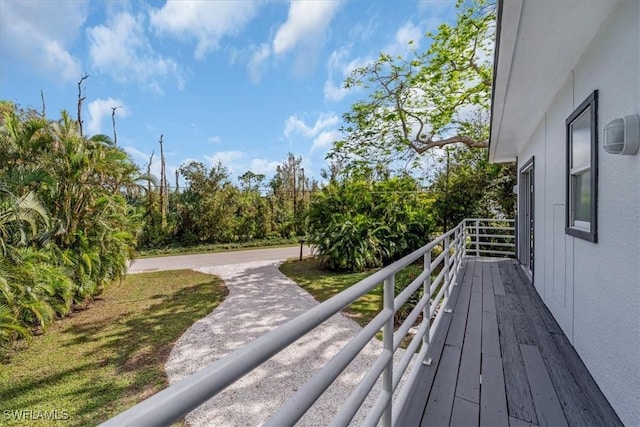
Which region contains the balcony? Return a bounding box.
[101,219,620,426]
[397,256,620,426]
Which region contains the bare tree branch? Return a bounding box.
[77,73,89,137]
[111,106,122,146]
[158,134,168,229]
[40,90,46,118]
[414,135,487,154]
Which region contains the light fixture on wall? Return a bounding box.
[603,114,639,155]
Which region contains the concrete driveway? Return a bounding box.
[128,245,312,273]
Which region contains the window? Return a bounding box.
[566,90,598,242]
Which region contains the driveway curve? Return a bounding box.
[128,245,312,274]
[165,260,413,426]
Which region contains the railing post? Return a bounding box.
[475,219,480,257]
[444,235,451,300]
[454,227,461,273]
[462,221,467,258]
[423,251,431,355]
[382,275,395,427]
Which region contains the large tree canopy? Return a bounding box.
[329,0,495,173]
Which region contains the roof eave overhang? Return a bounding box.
[488,0,619,164]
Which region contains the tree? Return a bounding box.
[268,153,312,237]
[238,171,265,192]
[174,161,240,244]
[328,0,495,173]
[429,144,515,231]
[237,171,268,240]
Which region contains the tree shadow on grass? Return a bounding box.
[0,276,227,426]
[161,262,393,426]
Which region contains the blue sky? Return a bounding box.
[0,0,457,183]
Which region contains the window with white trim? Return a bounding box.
[566,90,598,242]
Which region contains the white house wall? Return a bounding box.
[515,1,639,424]
[544,78,576,343]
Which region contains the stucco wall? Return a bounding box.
[516,1,640,424]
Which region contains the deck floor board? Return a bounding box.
[455,290,482,404]
[480,353,508,426]
[495,295,538,424]
[520,344,568,427]
[397,257,622,427]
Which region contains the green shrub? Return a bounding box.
[308,177,434,272]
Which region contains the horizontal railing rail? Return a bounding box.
[464,218,516,257]
[101,218,515,427]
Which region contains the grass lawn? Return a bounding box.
[279,258,379,326]
[0,270,227,426]
[279,258,423,328]
[136,237,300,258]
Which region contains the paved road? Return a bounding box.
[128,245,312,273]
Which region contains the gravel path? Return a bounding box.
[165,260,413,426]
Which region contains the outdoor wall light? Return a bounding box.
[603,114,639,155]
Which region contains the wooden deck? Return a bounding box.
[397,257,622,427]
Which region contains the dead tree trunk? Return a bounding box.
[159,134,168,229]
[77,73,89,136]
[111,106,122,146]
[40,90,46,118]
[147,151,155,204]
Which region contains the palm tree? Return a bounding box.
[0,104,143,344]
[0,180,73,339]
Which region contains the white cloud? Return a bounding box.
[208,136,223,144]
[323,22,423,103]
[123,145,180,187]
[323,48,349,102]
[43,41,83,81]
[248,43,271,83]
[123,146,150,164]
[311,129,342,153]
[0,1,86,81]
[87,12,181,92]
[348,16,378,42]
[203,150,284,178]
[273,1,341,56]
[87,98,129,136]
[323,47,372,102]
[150,1,261,60]
[284,113,340,140]
[384,22,423,56]
[204,150,246,169]
[323,81,346,103]
[249,158,280,176]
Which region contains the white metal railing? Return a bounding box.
[101,218,514,427]
[464,218,516,257]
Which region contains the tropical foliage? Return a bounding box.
[430,145,515,231]
[0,102,142,344]
[307,176,434,272]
